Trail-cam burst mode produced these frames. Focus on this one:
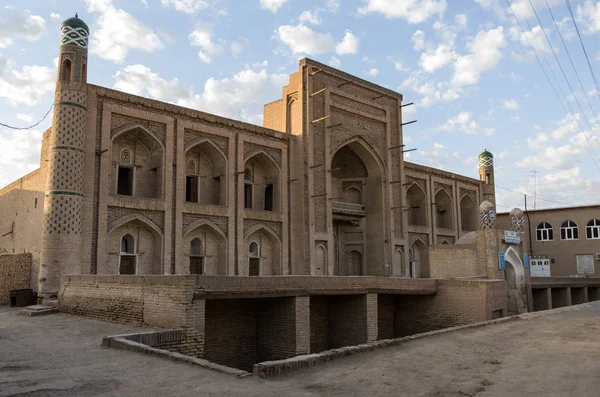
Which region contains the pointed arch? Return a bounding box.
[244,150,281,171]
[407,182,427,226]
[244,224,282,243]
[185,137,227,160]
[111,123,164,150]
[460,194,477,232]
[343,185,362,204]
[331,136,386,175]
[183,218,227,241]
[108,213,163,237]
[435,188,453,229]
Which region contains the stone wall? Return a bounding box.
[0,254,32,305]
[429,244,483,278]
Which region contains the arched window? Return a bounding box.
[187,160,197,174]
[119,234,136,275]
[536,222,554,241]
[560,220,578,240]
[586,219,600,239]
[248,242,260,276]
[121,149,131,164]
[189,238,205,275]
[61,59,71,82]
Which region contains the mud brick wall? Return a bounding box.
[0,253,32,305]
[429,244,483,278]
[394,279,507,337]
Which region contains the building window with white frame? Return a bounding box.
[560,220,578,240]
[119,234,136,274]
[536,222,554,241]
[586,219,600,239]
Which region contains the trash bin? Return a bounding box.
[9,289,35,307]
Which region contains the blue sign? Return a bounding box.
[524,253,530,269]
[498,252,506,270]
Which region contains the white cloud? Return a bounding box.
[511,50,535,63]
[0,128,43,188]
[357,0,447,24]
[509,0,561,20]
[160,0,210,14]
[189,23,224,64]
[326,0,340,12]
[420,43,456,72]
[299,10,320,24]
[113,64,287,124]
[437,111,480,134]
[86,0,163,64]
[392,58,410,72]
[515,25,552,54]
[0,9,46,48]
[365,68,379,77]
[335,31,359,55]
[0,56,55,106]
[511,116,521,122]
[276,25,359,56]
[412,30,427,50]
[455,13,467,28]
[260,0,288,12]
[329,56,341,68]
[474,0,506,20]
[503,99,519,110]
[16,113,33,123]
[50,13,61,20]
[231,42,244,56]
[452,26,506,87]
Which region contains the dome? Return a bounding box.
[62,15,89,34]
[479,149,493,159]
[479,200,494,211]
[509,208,524,217]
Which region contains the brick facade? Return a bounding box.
[0,254,32,305]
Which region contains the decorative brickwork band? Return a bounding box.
[478,156,493,167]
[61,26,88,48]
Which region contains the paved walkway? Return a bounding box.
[1,303,599,397]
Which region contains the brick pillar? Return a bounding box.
[187,299,205,358]
[365,293,378,342]
[294,296,310,355]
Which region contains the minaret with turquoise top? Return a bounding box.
[478,149,496,209]
[38,14,89,298]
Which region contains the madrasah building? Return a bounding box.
[0,15,497,299]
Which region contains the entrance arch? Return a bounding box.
[409,238,429,278]
[504,246,527,315]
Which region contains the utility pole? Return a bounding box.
[531,169,539,210]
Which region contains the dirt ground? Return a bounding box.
[1,302,599,397]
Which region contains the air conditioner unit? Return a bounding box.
[596,253,600,261]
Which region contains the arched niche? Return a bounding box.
[107,216,162,275]
[315,244,327,275]
[407,184,427,226]
[110,125,164,199]
[244,152,280,212]
[330,139,386,276]
[460,194,477,232]
[183,220,227,275]
[244,226,281,276]
[409,238,429,278]
[184,139,227,205]
[504,246,527,315]
[435,188,453,229]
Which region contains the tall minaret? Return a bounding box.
[478,149,496,209]
[38,15,89,299]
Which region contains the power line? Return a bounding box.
[565,0,600,103]
[0,104,54,131]
[504,0,600,170]
[496,184,571,206]
[529,0,600,148]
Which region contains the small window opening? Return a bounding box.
[81,63,87,82]
[186,176,199,203]
[189,238,205,275]
[264,184,274,211]
[61,59,71,82]
[117,166,133,196]
[244,183,253,209]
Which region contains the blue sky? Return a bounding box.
[1,0,600,211]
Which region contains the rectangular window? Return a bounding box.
[264,184,274,211]
[119,255,136,275]
[189,256,204,275]
[249,258,260,276]
[117,166,133,196]
[186,176,199,203]
[244,183,253,209]
[576,254,594,274]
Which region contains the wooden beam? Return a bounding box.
[310,88,327,97]
[311,115,330,124]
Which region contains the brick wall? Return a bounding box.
[310,296,329,353]
[393,279,507,337]
[429,244,483,278]
[328,294,372,348]
[0,253,32,305]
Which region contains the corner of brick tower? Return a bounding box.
[38,14,89,298]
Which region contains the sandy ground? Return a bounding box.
[1,303,599,397]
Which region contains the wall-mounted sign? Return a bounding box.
[498,252,506,270]
[504,230,521,244]
[523,253,530,269]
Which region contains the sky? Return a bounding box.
[1,0,600,212]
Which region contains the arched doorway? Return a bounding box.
[504,246,527,315]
